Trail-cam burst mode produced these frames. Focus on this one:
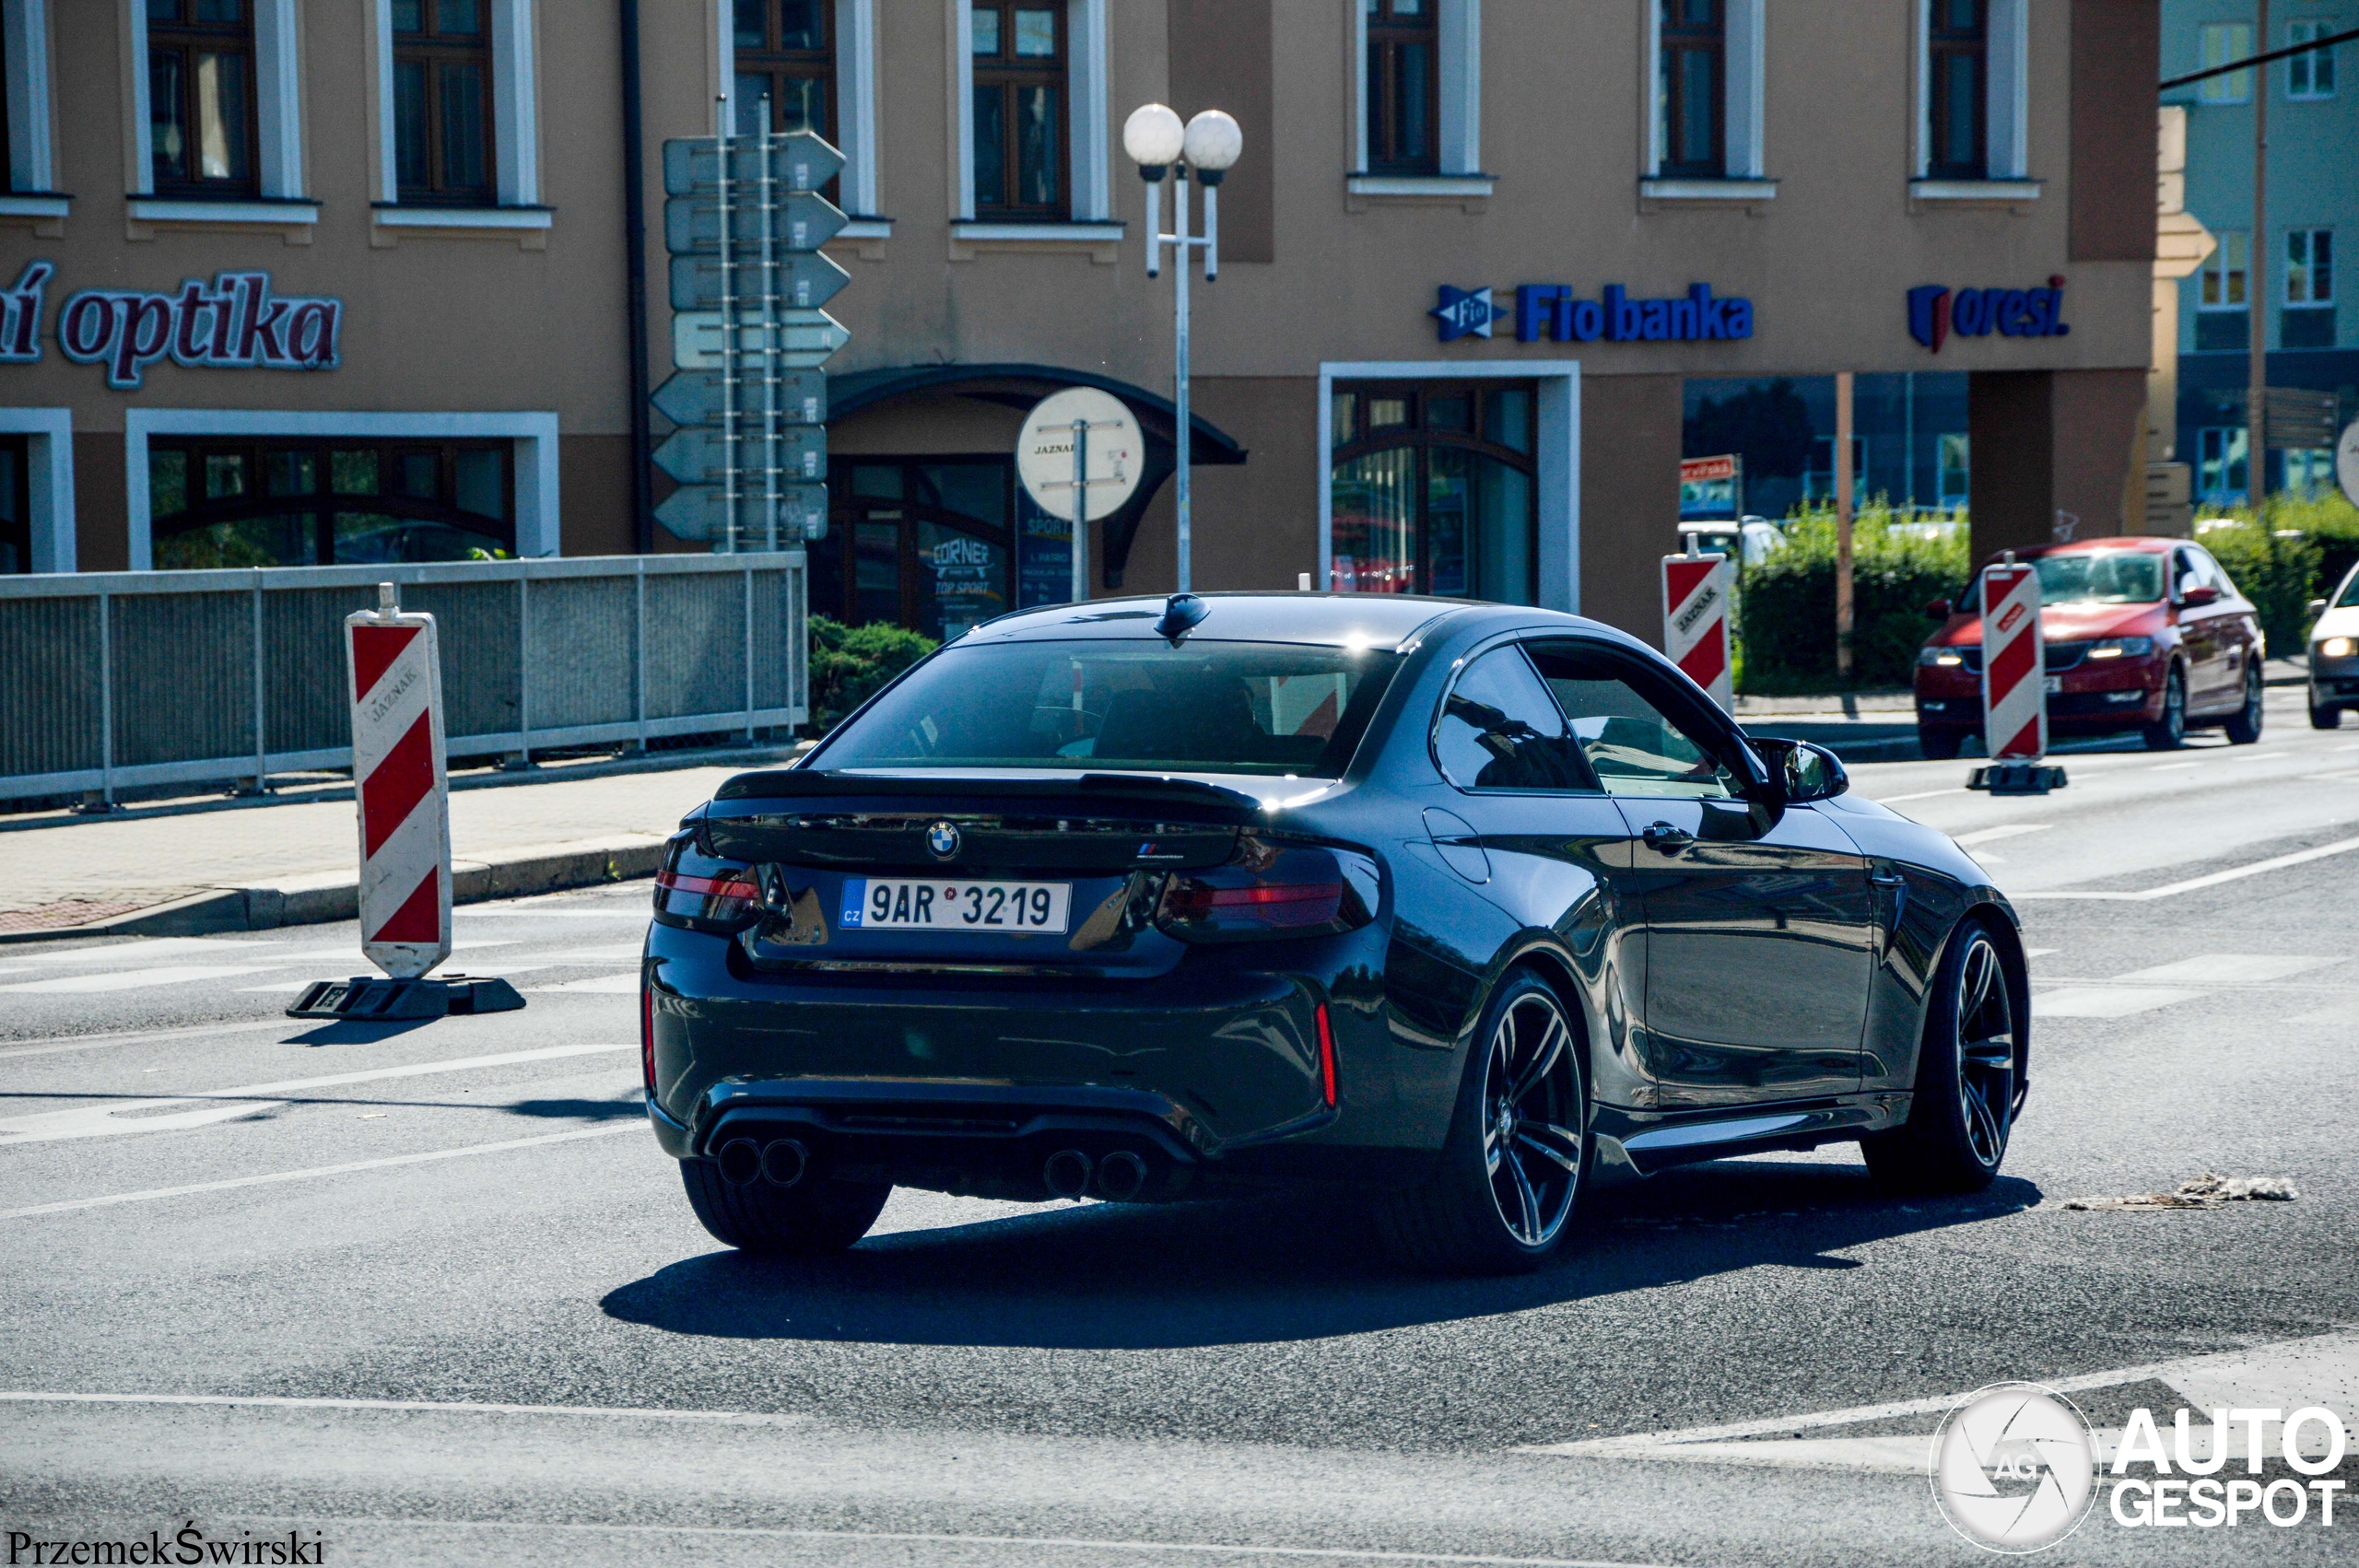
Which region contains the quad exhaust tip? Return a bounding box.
[760,1138,808,1188]
[717,1137,763,1186]
[1042,1148,1093,1199]
[1096,1149,1148,1201]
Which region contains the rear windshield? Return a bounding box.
[814,639,1404,778]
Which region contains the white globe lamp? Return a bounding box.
[1122,103,1185,176]
[1182,111,1243,183]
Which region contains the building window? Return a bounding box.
[393,0,494,205]
[1804,435,1870,502]
[147,437,513,569]
[970,3,1066,218]
[1936,433,1970,508]
[1927,0,1986,179]
[2199,22,2253,105]
[1366,0,1438,174]
[2286,228,2333,304]
[0,433,27,574]
[147,0,258,196]
[1657,0,1725,178]
[734,0,832,137]
[2287,19,2336,99]
[1329,381,1535,602]
[2201,229,2249,310]
[813,459,1016,643]
[2197,427,2248,503]
[1,20,12,193]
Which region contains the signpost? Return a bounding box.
[1016,389,1144,604]
[288,585,523,1021]
[651,121,849,550]
[1967,556,2068,795]
[2337,419,2359,509]
[1678,453,1743,520]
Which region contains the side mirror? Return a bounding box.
[2310,598,2330,617]
[1925,598,1953,619]
[2181,584,2221,608]
[1752,737,1849,804]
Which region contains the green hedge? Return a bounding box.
[807,615,936,731]
[2196,490,2359,650]
[1737,500,1969,693]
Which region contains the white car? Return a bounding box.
[2310,559,2359,729]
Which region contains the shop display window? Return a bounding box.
[149,437,513,569]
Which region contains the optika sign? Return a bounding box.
[1908,277,2072,352]
[1,262,342,389]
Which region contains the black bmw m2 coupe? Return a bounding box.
[640,592,2028,1274]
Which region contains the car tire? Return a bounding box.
[2223,664,2264,744]
[2313,701,2343,731]
[1917,726,1966,761]
[1375,971,1590,1276]
[2142,666,2188,751]
[1860,919,2020,1196]
[678,1159,892,1255]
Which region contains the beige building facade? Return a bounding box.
[1,1,2158,649]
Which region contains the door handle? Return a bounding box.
[1641,821,1695,853]
[1870,871,1907,887]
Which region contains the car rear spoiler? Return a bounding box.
[710,768,1272,822]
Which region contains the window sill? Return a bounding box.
[0,193,71,220]
[1909,179,2043,211]
[1346,174,1496,198]
[1638,178,1778,210]
[373,205,554,229]
[127,197,318,224]
[949,220,1125,263]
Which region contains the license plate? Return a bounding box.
[840,878,1072,934]
[2043,675,2062,693]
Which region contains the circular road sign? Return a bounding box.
[1017,388,1144,523]
[2338,418,2359,509]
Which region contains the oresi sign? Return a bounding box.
[1908,276,2072,352]
[0,261,343,389]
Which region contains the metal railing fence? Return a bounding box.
[0,553,806,803]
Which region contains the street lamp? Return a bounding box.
[1124,103,1241,594]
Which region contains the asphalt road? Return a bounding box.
[4,690,2355,1567]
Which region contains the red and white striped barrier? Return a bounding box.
[1979,560,2047,762]
[346,586,452,980]
[1662,553,1735,712]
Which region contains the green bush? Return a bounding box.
[808,615,936,731]
[2193,489,2359,649]
[1736,499,1969,693]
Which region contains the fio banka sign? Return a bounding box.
[1432,282,1755,343]
[1,261,342,389]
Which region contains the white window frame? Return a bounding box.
[0,405,75,573]
[1349,0,1489,196]
[2285,227,2333,306]
[0,0,61,209]
[2287,19,2337,100]
[721,0,887,236]
[124,0,313,224]
[947,0,1115,241]
[123,410,561,572]
[1911,0,2038,202]
[2199,228,2249,311]
[2197,20,2253,105]
[1639,0,1767,189]
[370,0,549,228]
[1316,360,1581,614]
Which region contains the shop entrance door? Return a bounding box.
[821,459,1018,642]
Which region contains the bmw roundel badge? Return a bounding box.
[926,820,961,860]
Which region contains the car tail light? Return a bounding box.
[652,834,761,930]
[1316,1002,1337,1108]
[1153,835,1375,943]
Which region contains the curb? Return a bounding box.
[0,836,669,945]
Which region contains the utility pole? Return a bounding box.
[1835,371,1856,681]
[2249,0,2270,509]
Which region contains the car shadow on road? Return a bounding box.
[601,1160,2041,1350]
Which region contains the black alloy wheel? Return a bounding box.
[679,1159,892,1254]
[2224,663,2264,744]
[1377,972,1589,1274]
[1862,921,2019,1194]
[2142,666,2188,750]
[2309,695,2342,731]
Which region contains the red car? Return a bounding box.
[1914,537,2266,758]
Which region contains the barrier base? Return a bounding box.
[286,974,528,1021]
[1967,763,2069,796]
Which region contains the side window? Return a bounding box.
[1434,645,1596,791]
[2189,545,2236,598]
[1526,642,1741,800]
[2172,547,2206,600]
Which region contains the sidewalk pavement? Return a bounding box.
[0,749,798,942]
